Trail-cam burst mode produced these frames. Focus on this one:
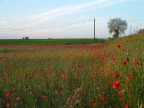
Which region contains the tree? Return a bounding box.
[25,36,29,40]
[22,36,29,40]
[107,18,127,38]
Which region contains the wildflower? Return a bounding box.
[49,65,52,69]
[28,76,32,79]
[6,93,13,97]
[39,73,43,76]
[31,71,35,74]
[59,91,64,96]
[122,61,127,65]
[113,57,117,62]
[62,73,69,78]
[92,102,97,107]
[16,97,22,101]
[124,104,129,108]
[12,88,16,91]
[92,75,97,79]
[114,74,119,78]
[126,74,131,81]
[118,90,125,95]
[113,81,121,89]
[99,94,104,101]
[99,97,104,101]
[118,97,124,102]
[104,101,108,105]
[42,96,47,99]
[6,103,11,107]
[117,44,121,48]
[101,69,104,73]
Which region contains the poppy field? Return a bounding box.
[0,34,144,108]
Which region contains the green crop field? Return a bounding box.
[0,38,107,45]
[0,34,143,108]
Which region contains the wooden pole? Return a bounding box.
[94,18,95,40]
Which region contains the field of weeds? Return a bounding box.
[0,34,143,108]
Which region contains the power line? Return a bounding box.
[128,19,144,22]
[0,19,93,31]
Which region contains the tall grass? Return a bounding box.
[0,34,143,107]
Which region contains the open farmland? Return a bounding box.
[0,34,144,108]
[0,38,107,45]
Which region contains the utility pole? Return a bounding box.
[94,18,96,40]
[130,26,132,35]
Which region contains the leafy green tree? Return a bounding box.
[108,18,127,38]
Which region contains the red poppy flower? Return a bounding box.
[118,90,125,95]
[42,96,47,99]
[99,96,104,101]
[117,44,121,48]
[114,74,119,78]
[126,74,131,81]
[122,61,127,65]
[92,75,97,79]
[104,101,108,105]
[124,104,129,108]
[31,71,35,74]
[6,103,12,107]
[118,97,124,102]
[62,73,69,78]
[39,73,43,76]
[16,97,22,101]
[92,102,97,107]
[28,76,32,79]
[12,88,16,91]
[6,93,13,97]
[113,57,117,62]
[113,81,121,89]
[59,91,64,96]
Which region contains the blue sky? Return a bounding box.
[0,0,144,39]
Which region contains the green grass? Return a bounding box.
[0,34,143,107]
[0,38,107,44]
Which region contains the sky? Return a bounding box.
[0,0,144,39]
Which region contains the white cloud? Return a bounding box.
[0,20,9,27]
[14,0,126,28]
